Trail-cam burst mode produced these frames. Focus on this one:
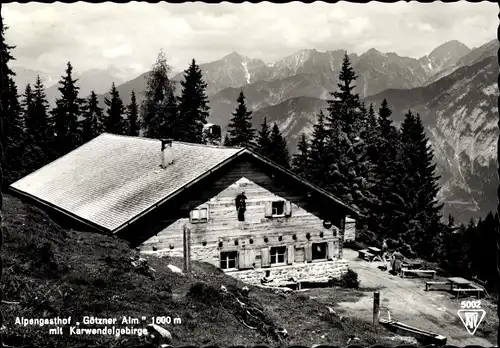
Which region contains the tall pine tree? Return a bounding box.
[256,117,272,158]
[50,62,84,158]
[141,50,178,139]
[268,123,290,168]
[178,59,210,143]
[81,91,104,142]
[226,91,255,147]
[292,133,309,178]
[127,90,140,136]
[104,83,126,135]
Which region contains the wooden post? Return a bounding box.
[183,224,191,273]
[373,291,380,325]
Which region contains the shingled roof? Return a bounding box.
[10,133,358,233]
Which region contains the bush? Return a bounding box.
[330,268,360,289]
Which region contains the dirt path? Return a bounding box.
[313,249,495,346]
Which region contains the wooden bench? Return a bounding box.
[401,269,436,279]
[451,287,484,299]
[425,281,450,291]
[358,249,375,262]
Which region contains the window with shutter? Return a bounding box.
[261,248,271,267]
[220,251,238,270]
[270,246,286,264]
[271,201,285,216]
[190,205,209,223]
[312,242,327,260]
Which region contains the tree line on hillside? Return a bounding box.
[1,20,498,293]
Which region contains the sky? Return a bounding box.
[3,1,498,80]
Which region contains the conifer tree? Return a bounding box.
[178,59,210,143]
[226,91,255,147]
[50,62,84,158]
[292,133,309,178]
[141,50,178,139]
[308,110,330,188]
[324,53,365,205]
[399,111,443,255]
[268,123,290,168]
[104,83,126,135]
[81,91,104,142]
[127,90,140,136]
[1,21,25,184]
[28,76,52,167]
[256,117,272,158]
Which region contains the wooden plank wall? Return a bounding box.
[137,157,348,269]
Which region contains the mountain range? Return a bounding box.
[14,39,499,223]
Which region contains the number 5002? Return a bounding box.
[461,300,481,309]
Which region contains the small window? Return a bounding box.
[220,251,238,270]
[190,206,209,223]
[312,242,327,260]
[272,201,285,216]
[270,246,286,264]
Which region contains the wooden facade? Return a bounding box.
[133,155,352,272]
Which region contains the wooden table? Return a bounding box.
[402,260,423,270]
[368,246,382,255]
[447,277,471,290]
[368,247,382,261]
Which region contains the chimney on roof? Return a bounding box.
[160,139,174,168]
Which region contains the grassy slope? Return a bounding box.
[2,194,406,347]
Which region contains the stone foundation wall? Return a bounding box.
[142,245,221,267]
[143,246,349,286]
[229,259,349,285]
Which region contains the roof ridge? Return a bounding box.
[101,133,243,151]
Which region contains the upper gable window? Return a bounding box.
[265,200,292,218]
[272,201,284,216]
[190,206,209,223]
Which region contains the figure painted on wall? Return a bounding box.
[235,191,247,221]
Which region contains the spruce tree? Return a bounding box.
[178,59,210,143]
[307,110,330,188]
[50,62,84,158]
[400,111,443,256]
[104,83,126,135]
[256,117,272,158]
[268,123,290,168]
[141,50,178,139]
[373,99,403,238]
[226,90,255,147]
[127,90,140,136]
[292,133,309,178]
[81,91,104,142]
[27,76,52,168]
[324,53,365,205]
[1,20,25,184]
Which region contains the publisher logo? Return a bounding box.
[457,300,485,335]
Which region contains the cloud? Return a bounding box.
[3,2,497,80]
